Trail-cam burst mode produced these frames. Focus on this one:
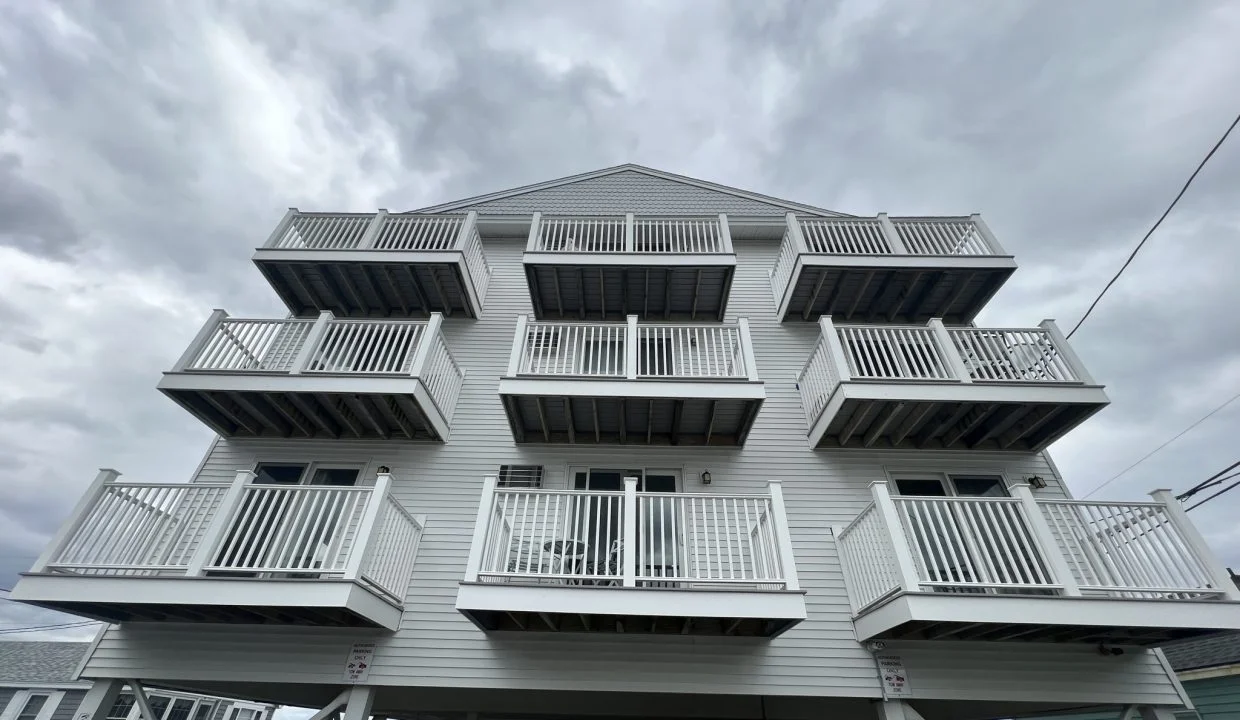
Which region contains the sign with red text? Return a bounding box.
[344,642,376,683]
[877,655,911,697]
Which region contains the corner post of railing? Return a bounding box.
[185,469,255,577]
[410,312,444,378]
[171,310,229,372]
[1007,483,1081,596]
[970,213,1009,255]
[1150,489,1240,600]
[737,318,760,381]
[454,210,479,251]
[818,315,852,383]
[28,469,121,573]
[463,476,499,583]
[784,212,809,254]
[622,477,639,587]
[289,310,335,375]
[624,213,636,252]
[344,472,393,583]
[928,318,972,383]
[717,214,734,254]
[260,208,298,249]
[506,315,529,377]
[626,315,639,380]
[868,481,921,593]
[525,212,542,252]
[877,213,909,254]
[766,481,800,591]
[357,209,389,250]
[1038,319,1096,385]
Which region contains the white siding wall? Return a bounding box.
[83,233,1180,708]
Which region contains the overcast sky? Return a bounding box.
[1,0,1238,650]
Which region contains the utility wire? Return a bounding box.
[1067,110,1240,339]
[1187,476,1240,512]
[1081,390,1240,499]
[1178,462,1240,501]
[0,621,100,635]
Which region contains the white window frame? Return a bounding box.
[884,469,1011,497]
[0,691,65,720]
[567,465,684,492]
[248,461,373,487]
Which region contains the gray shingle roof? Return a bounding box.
[1162,631,1240,672]
[0,642,90,684]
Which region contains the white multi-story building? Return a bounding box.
[12,165,1240,720]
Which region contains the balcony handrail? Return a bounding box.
[529,214,733,254]
[508,315,758,381]
[465,478,798,591]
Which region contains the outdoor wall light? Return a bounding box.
[701,470,712,485]
[1027,475,1047,489]
[377,465,391,474]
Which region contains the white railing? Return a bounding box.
[892,218,995,256]
[835,482,1238,614]
[509,315,758,381]
[420,332,467,422]
[267,213,374,250]
[530,214,732,254]
[466,478,798,591]
[799,218,894,254]
[769,225,799,304]
[305,320,426,374]
[374,214,462,251]
[797,337,839,423]
[34,470,423,605]
[948,327,1081,383]
[186,319,314,372]
[837,326,954,380]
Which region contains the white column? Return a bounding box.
[29,469,119,573]
[462,476,499,582]
[927,318,972,383]
[1007,483,1081,596]
[185,470,255,576]
[357,210,389,249]
[171,310,228,372]
[784,212,809,254]
[624,213,635,252]
[506,315,529,377]
[818,316,852,383]
[876,213,909,254]
[767,481,800,591]
[1039,319,1096,384]
[717,214,734,254]
[1151,489,1240,600]
[1131,706,1179,720]
[344,472,393,582]
[409,312,444,378]
[626,315,639,380]
[737,318,760,381]
[525,212,542,252]
[622,477,638,587]
[873,700,926,720]
[340,687,375,720]
[74,680,125,720]
[970,213,1009,255]
[869,481,921,593]
[289,311,334,375]
[260,208,298,249]
[129,680,155,720]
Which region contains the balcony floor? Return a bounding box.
[781,259,1015,324]
[255,252,478,318]
[524,261,735,321]
[810,384,1109,452]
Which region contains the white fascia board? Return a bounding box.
[11,574,403,630]
[158,371,433,397]
[798,253,1017,271]
[252,249,464,266]
[840,381,1110,405]
[523,252,737,268]
[853,592,1240,641]
[456,582,807,622]
[498,377,766,401]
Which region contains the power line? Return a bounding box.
[1081,390,1240,498]
[0,620,100,635]
[1067,110,1240,339]
[1187,476,1240,512]
[1178,462,1240,501]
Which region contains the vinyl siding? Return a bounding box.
[0,691,15,716]
[83,204,1179,709]
[49,691,85,720]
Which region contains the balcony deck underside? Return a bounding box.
[783,260,1015,324]
[812,386,1108,451]
[524,262,735,321]
[855,592,1240,646]
[457,583,804,638]
[255,254,476,318]
[12,575,401,629]
[161,382,445,441]
[500,386,763,446]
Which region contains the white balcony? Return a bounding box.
[456,477,805,637]
[253,210,492,318]
[797,317,1108,451]
[523,214,737,320]
[11,470,424,630]
[835,481,1240,644]
[770,214,1016,323]
[498,316,764,445]
[159,311,465,441]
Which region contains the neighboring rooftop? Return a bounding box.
[0,641,89,684]
[1163,631,1240,672]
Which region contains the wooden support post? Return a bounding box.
[357,210,389,249]
[344,472,393,581]
[622,477,638,587]
[876,213,909,254]
[409,312,444,378]
[869,481,921,593]
[171,310,228,372]
[289,311,334,375]
[462,477,499,582]
[29,469,120,572]
[75,680,125,720]
[818,316,852,383]
[341,687,375,720]
[506,315,529,377]
[928,318,972,383]
[626,315,639,380]
[767,481,800,591]
[185,470,255,576]
[737,318,760,381]
[1039,319,1096,384]
[525,212,542,252]
[260,208,298,249]
[1151,489,1240,600]
[1007,483,1081,596]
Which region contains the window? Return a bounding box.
[498,465,543,488]
[192,702,217,720]
[892,473,1005,498]
[252,463,360,486]
[15,696,48,720]
[106,695,136,720]
[231,709,257,720]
